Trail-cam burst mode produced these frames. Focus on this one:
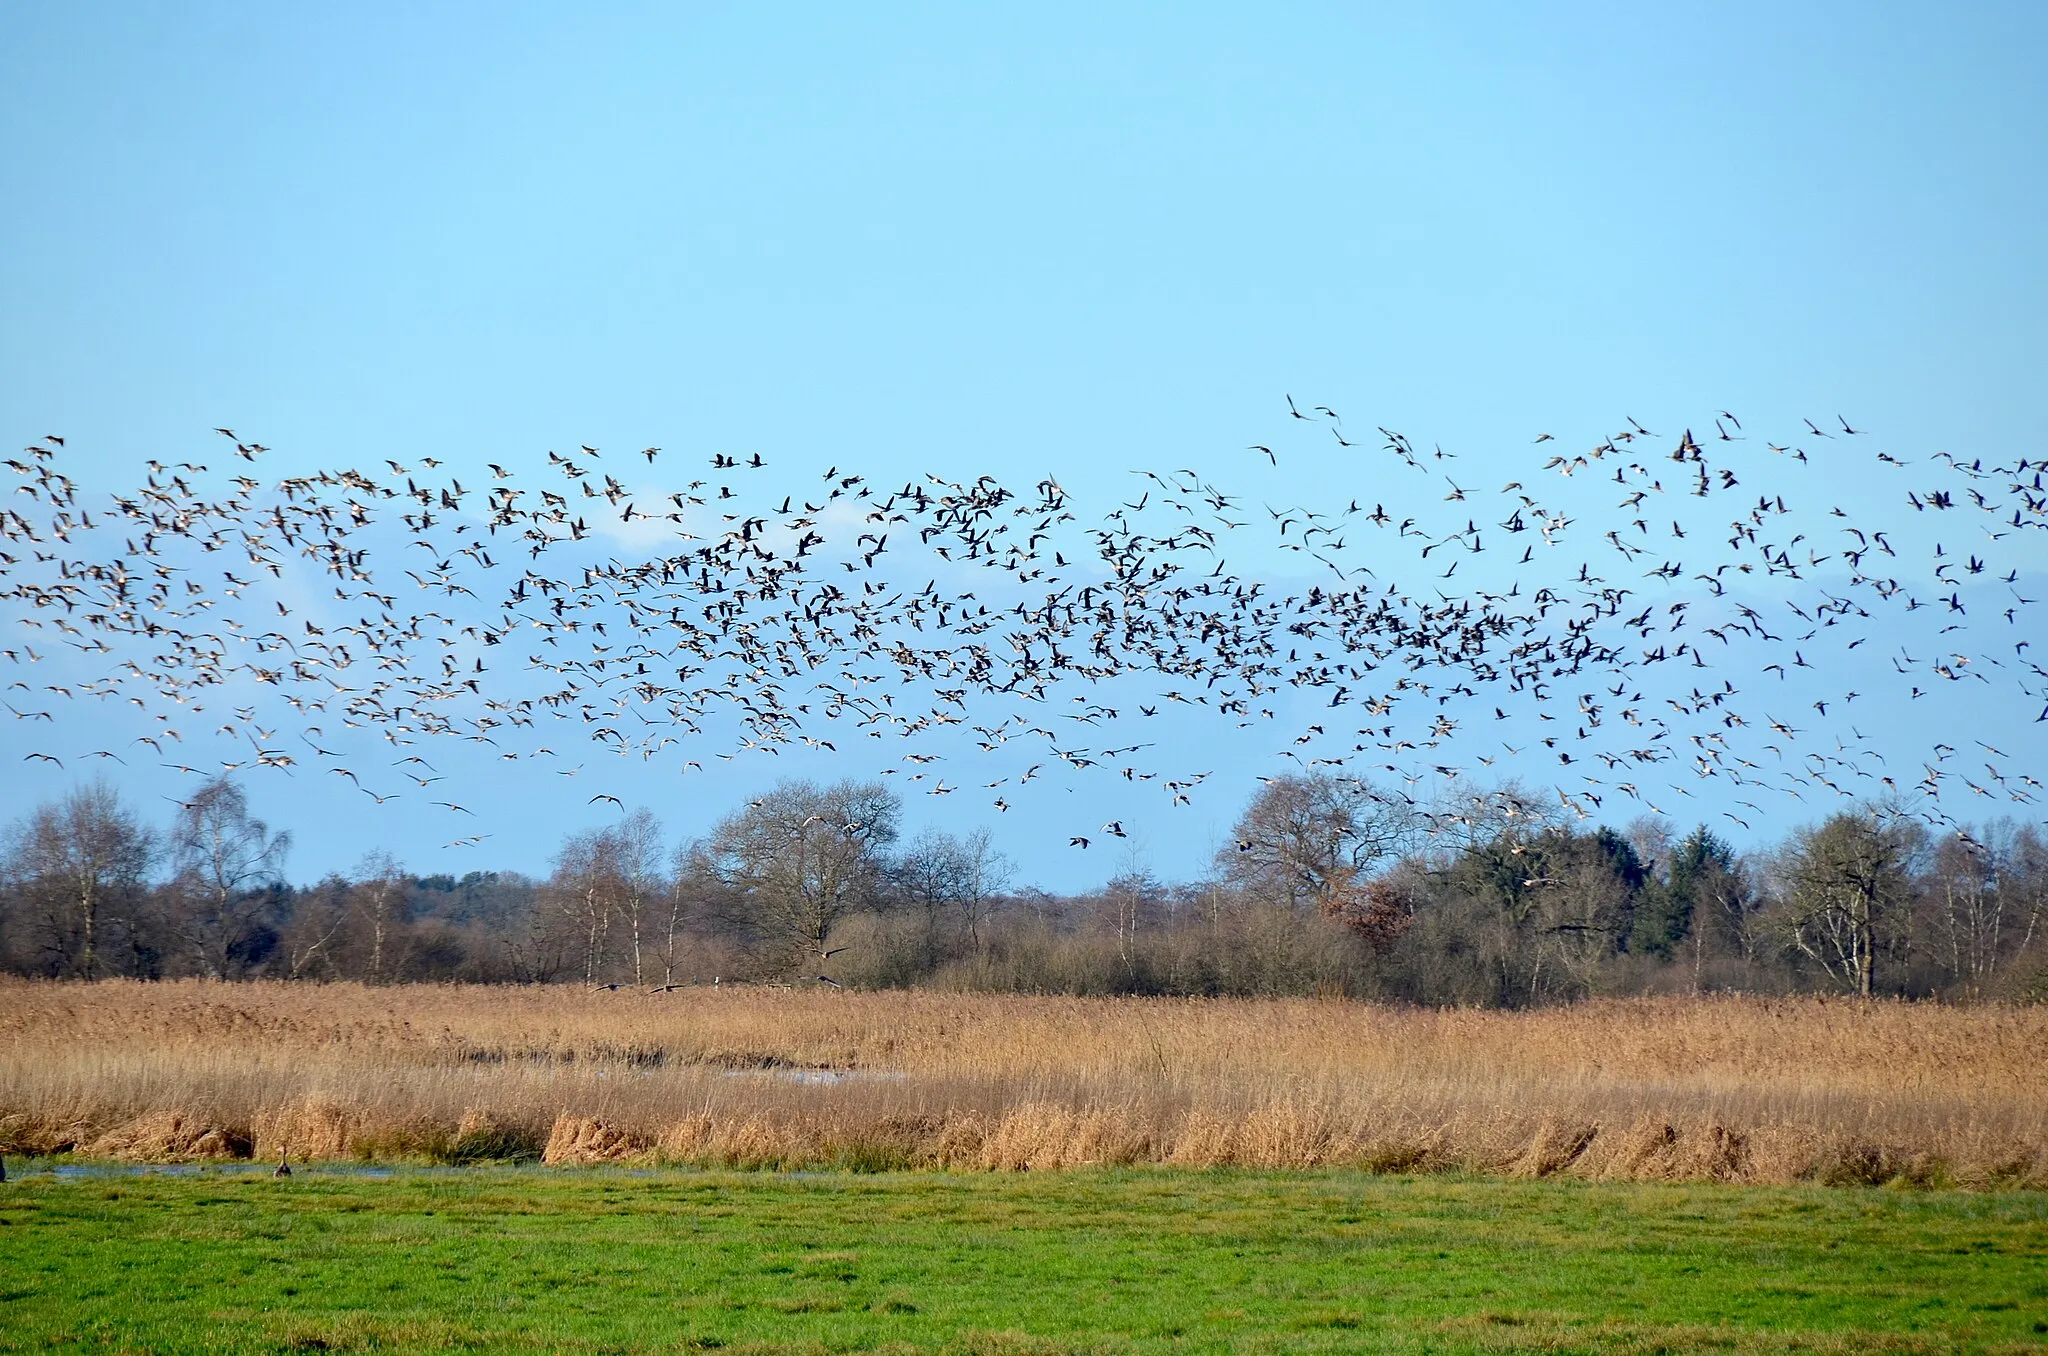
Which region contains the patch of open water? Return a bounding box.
[720,1068,908,1085]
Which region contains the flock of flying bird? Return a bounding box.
[2,400,2043,861]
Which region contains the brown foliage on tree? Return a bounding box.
[1319,868,1411,952]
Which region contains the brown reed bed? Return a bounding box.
[1,979,2042,1187]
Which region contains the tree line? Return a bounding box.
[3,774,2043,1003]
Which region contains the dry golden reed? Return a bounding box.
[1,979,2042,1187]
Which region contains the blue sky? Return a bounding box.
[3,2,2044,889]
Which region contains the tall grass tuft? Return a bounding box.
[1,979,2042,1186]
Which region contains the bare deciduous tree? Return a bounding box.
[1,781,154,978]
[1218,773,1414,913]
[609,810,664,988]
[892,825,1012,971]
[350,850,411,984]
[706,779,899,979]
[545,811,667,987]
[279,873,351,979]
[1926,821,2047,997]
[550,829,616,987]
[1770,811,1918,998]
[169,778,290,979]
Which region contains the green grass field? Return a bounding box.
[1,1168,2044,1354]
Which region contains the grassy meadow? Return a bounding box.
[2,980,2045,1186]
[2,1168,2046,1354]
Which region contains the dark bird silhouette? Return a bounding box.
[0,402,2033,862]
